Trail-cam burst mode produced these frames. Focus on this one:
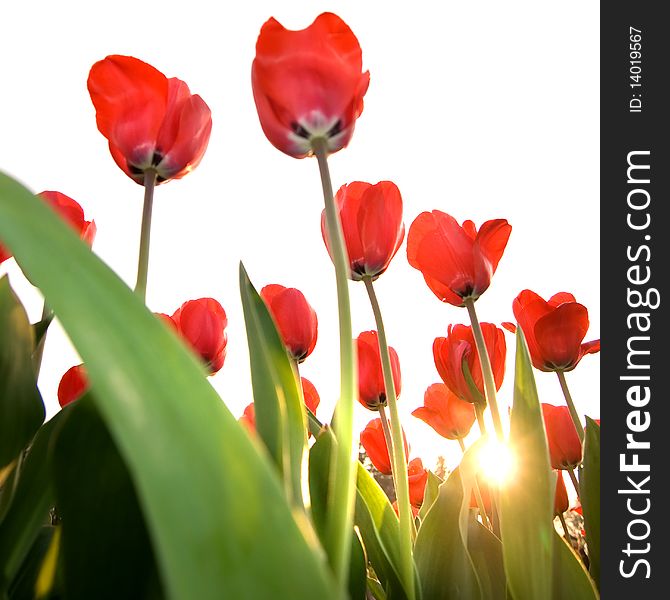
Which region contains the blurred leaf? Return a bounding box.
[7,527,59,600]
[500,330,555,600]
[466,517,506,600]
[0,171,338,600]
[52,397,160,600]
[239,263,307,507]
[0,411,66,593]
[582,418,600,588]
[417,471,441,523]
[414,454,481,600]
[0,276,45,469]
[348,528,367,600]
[552,532,599,599]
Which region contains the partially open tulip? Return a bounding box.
[360,418,409,475]
[172,298,227,375]
[321,181,405,281]
[412,383,476,440]
[433,323,506,405]
[356,331,401,410]
[251,12,370,158]
[407,211,511,306]
[88,55,212,184]
[554,471,569,515]
[1,191,96,265]
[508,290,600,372]
[407,457,429,507]
[301,377,320,415]
[58,364,88,408]
[261,284,318,362]
[542,404,582,469]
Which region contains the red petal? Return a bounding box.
[548,292,577,307]
[472,219,511,296]
[535,302,589,370]
[301,377,320,414]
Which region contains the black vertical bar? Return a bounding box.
[601,2,669,597]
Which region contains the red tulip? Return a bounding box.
[554,471,569,516]
[510,290,600,372]
[360,418,409,475]
[1,191,96,265]
[251,13,370,158]
[321,181,405,281]
[407,211,511,306]
[239,403,256,434]
[260,284,318,362]
[407,457,429,507]
[433,323,506,405]
[356,331,401,410]
[88,55,212,184]
[301,377,320,415]
[542,404,582,469]
[172,298,227,375]
[412,383,476,440]
[58,364,88,408]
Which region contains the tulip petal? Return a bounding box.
[534,303,589,370]
[472,219,512,295]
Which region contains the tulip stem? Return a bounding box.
[464,298,504,441]
[312,137,358,591]
[377,405,396,476]
[365,278,417,569]
[458,438,493,530]
[556,371,585,444]
[134,170,157,303]
[474,404,488,435]
[568,468,581,499]
[32,302,54,376]
[558,512,572,545]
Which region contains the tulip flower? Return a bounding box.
[88,55,212,184]
[433,323,506,405]
[301,377,320,415]
[1,191,96,265]
[412,383,476,440]
[407,458,428,507]
[171,298,228,375]
[360,418,409,475]
[239,403,256,433]
[542,404,582,469]
[260,284,318,362]
[407,211,511,306]
[554,471,569,516]
[356,331,401,410]
[508,290,600,372]
[251,12,370,158]
[321,181,405,281]
[58,364,88,408]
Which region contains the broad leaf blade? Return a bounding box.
[552,532,599,599]
[582,418,600,587]
[239,264,307,507]
[0,276,45,468]
[0,172,338,600]
[466,517,506,600]
[417,471,441,523]
[500,330,554,600]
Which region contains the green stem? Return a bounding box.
[474,404,488,435]
[458,438,492,530]
[364,277,416,596]
[32,302,54,376]
[134,170,157,302]
[558,512,572,545]
[464,298,504,440]
[312,138,357,590]
[377,405,396,479]
[568,468,581,499]
[556,370,585,444]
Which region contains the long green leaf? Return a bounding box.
[239,263,307,508]
[0,276,45,469]
[466,517,506,600]
[581,418,600,587]
[552,532,599,599]
[500,330,554,600]
[0,171,338,600]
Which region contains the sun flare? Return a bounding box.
[477,439,517,487]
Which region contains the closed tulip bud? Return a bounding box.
[360,418,409,475]
[407,458,429,508]
[542,404,583,469]
[356,331,401,411]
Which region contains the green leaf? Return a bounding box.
[581,418,600,588]
[0,171,338,600]
[6,527,57,600]
[552,532,599,599]
[348,528,367,600]
[239,263,307,507]
[414,453,481,600]
[0,276,45,468]
[500,330,554,600]
[0,411,65,593]
[466,517,506,600]
[418,471,442,523]
[52,397,160,600]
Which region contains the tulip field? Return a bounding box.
[0,10,600,600]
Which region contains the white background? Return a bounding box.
[1,1,599,469]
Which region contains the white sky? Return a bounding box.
[1,1,599,470]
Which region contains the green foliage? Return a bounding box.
[0,277,45,469]
[582,418,600,587]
